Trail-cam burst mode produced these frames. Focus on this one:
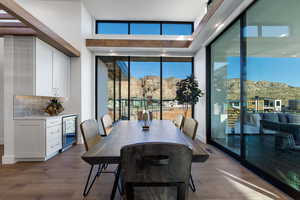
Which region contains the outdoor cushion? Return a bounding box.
[278,113,288,123]
[262,113,279,123]
[251,113,262,127]
[287,114,300,124]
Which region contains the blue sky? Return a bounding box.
[217,57,300,87]
[98,22,192,35]
[130,61,192,79]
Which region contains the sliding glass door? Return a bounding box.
[244,0,300,193]
[210,20,241,155]
[208,0,300,197]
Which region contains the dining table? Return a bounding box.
[81,120,209,199]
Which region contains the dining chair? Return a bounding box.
[182,118,198,140]
[137,111,143,120]
[101,114,113,136]
[173,114,184,129]
[80,119,117,196]
[181,118,198,193]
[120,142,192,200]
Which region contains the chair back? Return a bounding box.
[121,142,192,200]
[174,115,184,129]
[101,114,113,136]
[80,119,102,151]
[182,118,198,140]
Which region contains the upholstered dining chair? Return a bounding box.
[101,114,113,136]
[80,119,117,196]
[120,142,192,200]
[181,118,199,192]
[173,114,185,129]
[182,118,198,140]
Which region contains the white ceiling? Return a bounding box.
[82,0,206,22]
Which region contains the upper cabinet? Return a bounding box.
[13,37,70,98]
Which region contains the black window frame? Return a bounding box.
[95,20,194,35]
[95,56,194,122]
[206,0,300,198]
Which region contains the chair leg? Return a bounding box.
[189,174,196,192]
[96,164,104,177]
[83,165,99,196]
[111,165,121,200]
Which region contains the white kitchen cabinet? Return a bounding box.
[53,49,70,97]
[15,117,62,161]
[13,36,70,98]
[36,38,53,97]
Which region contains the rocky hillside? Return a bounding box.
[108,76,181,100]
[226,79,300,106]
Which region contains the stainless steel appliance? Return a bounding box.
[62,115,77,151]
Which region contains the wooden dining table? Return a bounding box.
[81,120,209,199]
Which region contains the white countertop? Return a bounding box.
[14,113,78,120]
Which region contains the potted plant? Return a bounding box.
[44,98,64,116]
[175,76,204,117]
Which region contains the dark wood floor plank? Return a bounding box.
[0,143,292,200]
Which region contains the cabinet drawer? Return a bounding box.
[47,140,62,156]
[47,126,61,141]
[46,118,61,127]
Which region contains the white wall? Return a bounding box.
[194,47,207,143]
[81,4,94,122]
[0,38,4,145]
[97,60,108,120]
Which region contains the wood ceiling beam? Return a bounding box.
[0,22,26,28]
[86,39,192,48]
[0,27,36,36]
[0,0,80,57]
[0,13,15,20]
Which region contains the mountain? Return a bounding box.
[226,79,300,106]
[107,76,182,100]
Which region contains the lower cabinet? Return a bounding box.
[15,117,62,161]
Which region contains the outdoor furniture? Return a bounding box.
[101,114,113,136]
[260,113,300,145]
[80,119,117,197]
[174,114,184,129]
[182,118,198,140]
[82,120,209,200]
[275,132,300,151]
[121,142,192,200]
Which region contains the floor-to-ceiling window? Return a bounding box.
[162,57,193,120]
[97,57,129,122]
[130,57,161,120]
[96,56,193,121]
[244,0,300,194]
[208,0,300,197]
[210,20,241,155]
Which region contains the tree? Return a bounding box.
[176,76,204,117]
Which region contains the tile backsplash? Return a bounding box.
[14,96,66,117]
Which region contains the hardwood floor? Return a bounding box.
[0,143,292,200]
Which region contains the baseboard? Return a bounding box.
[2,155,16,164]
